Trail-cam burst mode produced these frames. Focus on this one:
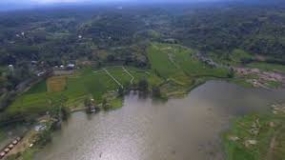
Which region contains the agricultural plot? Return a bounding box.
[127,67,163,86]
[148,43,229,79]
[7,66,153,116]
[148,43,186,79]
[25,80,47,94]
[47,76,67,92]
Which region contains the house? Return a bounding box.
[66,64,75,70]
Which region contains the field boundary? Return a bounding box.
[103,68,124,89]
[122,66,135,84]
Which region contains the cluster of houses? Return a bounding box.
[195,52,219,68]
[235,67,284,88]
[54,63,76,70]
[0,137,22,159]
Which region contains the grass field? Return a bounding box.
[223,109,285,160]
[148,43,229,78]
[147,43,229,96]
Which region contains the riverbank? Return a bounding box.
[223,104,285,160]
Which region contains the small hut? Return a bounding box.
[12,140,18,145]
[0,151,5,158]
[8,144,14,149]
[4,148,10,153]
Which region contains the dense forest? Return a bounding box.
[1,1,285,110]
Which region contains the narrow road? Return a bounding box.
[103,68,123,89]
[122,67,134,84]
[168,53,180,69]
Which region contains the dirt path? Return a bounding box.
[266,135,276,160]
[122,67,134,84]
[265,125,285,160]
[168,53,180,69]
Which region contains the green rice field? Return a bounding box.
[6,42,229,117]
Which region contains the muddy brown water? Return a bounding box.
[34,81,285,160]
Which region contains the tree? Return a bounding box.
[138,78,149,92]
[118,87,124,97]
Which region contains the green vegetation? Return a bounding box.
[1,2,285,112]
[229,79,254,88]
[20,149,37,160]
[229,49,253,65]
[148,43,229,78]
[147,43,229,97]
[109,98,124,110]
[5,66,153,117]
[25,81,47,94]
[0,129,5,142]
[0,3,285,160]
[267,81,283,88]
[224,107,285,160]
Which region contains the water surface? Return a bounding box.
[35,81,285,160]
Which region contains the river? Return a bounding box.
[34,81,285,160]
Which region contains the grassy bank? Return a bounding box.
[223,105,285,160]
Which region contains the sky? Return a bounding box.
[2,0,223,4]
[0,0,239,11]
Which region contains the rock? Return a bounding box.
[269,122,275,127]
[244,140,257,147]
[248,140,257,145]
[271,104,277,109]
[249,128,259,135]
[228,135,240,141]
[255,119,260,127]
[272,110,278,114]
[251,123,257,128]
